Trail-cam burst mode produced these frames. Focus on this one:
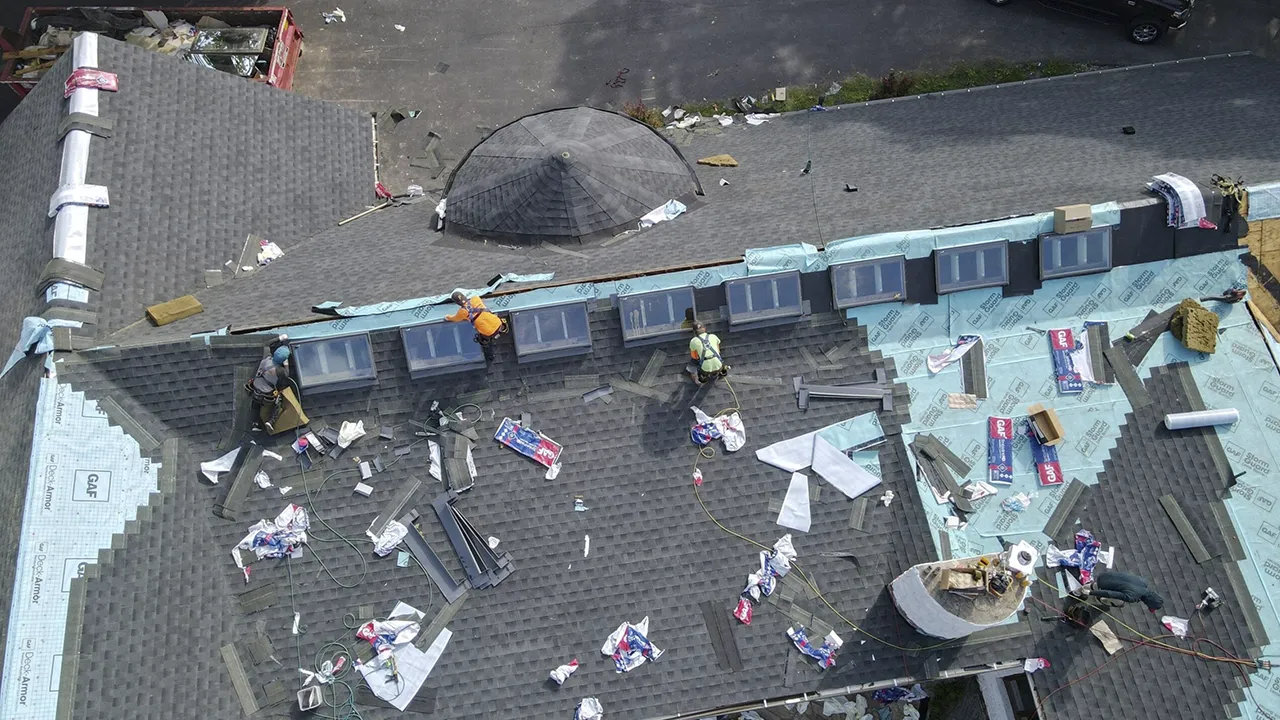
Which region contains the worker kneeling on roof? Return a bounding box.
[247,340,291,434]
[690,322,731,385]
[447,291,508,360]
[1077,571,1164,612]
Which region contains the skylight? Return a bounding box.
[1040,227,1113,279]
[725,271,804,326]
[935,241,1009,294]
[830,256,907,309]
[401,321,486,378]
[511,302,593,361]
[619,287,695,344]
[292,333,378,393]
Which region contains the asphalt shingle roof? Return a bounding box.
[446,107,701,241]
[56,308,1045,720]
[2,45,1279,720]
[0,49,74,655]
[83,38,373,338]
[110,53,1280,343]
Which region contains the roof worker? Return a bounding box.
[246,342,292,433]
[689,322,731,385]
[1077,571,1164,612]
[446,291,508,360]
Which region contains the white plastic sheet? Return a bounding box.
[369,519,408,557]
[776,472,811,532]
[811,436,882,500]
[639,199,686,228]
[200,446,243,483]
[338,420,365,448]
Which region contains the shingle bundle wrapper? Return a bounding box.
[736,535,798,624]
[1147,173,1211,229]
[1170,298,1219,353]
[786,625,843,669]
[601,617,664,672]
[1045,529,1101,583]
[234,504,309,561]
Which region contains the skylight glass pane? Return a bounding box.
[292,334,377,392]
[512,302,593,360]
[401,322,485,376]
[619,287,695,342]
[831,256,907,309]
[724,272,804,325]
[1040,227,1112,279]
[935,241,1009,294]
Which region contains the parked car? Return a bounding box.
[986,0,1194,44]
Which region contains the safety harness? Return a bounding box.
[692,333,721,369]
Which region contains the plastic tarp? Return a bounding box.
[755,412,883,472]
[776,472,811,532]
[811,436,882,500]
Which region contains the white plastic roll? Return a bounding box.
[1164,409,1239,430]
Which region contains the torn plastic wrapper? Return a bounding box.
[787,625,842,669]
[1,316,80,378]
[926,334,981,374]
[64,68,119,97]
[741,534,797,601]
[1023,657,1051,673]
[235,504,310,561]
[549,658,579,685]
[200,446,243,484]
[338,420,365,448]
[356,616,421,659]
[600,616,664,672]
[575,698,603,720]
[369,519,408,557]
[253,470,271,489]
[639,199,686,229]
[1046,529,1101,584]
[690,406,746,452]
[733,597,753,624]
[873,684,927,703]
[1162,616,1190,638]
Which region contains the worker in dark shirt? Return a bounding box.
[1078,571,1164,612]
[247,344,292,433]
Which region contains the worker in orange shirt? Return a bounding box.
[447,291,508,359]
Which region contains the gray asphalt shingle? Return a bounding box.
[112,53,1280,342]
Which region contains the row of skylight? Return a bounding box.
[290,227,1113,391]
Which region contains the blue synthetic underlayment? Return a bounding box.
[1181,319,1280,719]
[854,250,1247,561]
[0,377,160,719]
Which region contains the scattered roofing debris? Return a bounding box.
[10,40,1280,720]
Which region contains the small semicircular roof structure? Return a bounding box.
[445,107,701,242]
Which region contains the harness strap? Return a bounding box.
[693,333,721,364]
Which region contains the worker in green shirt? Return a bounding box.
[689,322,731,385]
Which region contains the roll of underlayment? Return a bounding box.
[1164,409,1240,430]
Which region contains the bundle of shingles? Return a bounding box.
[909,434,989,519]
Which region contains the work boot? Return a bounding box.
[264,421,276,434]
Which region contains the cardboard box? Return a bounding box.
[1027,403,1065,446]
[1054,204,1092,234]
